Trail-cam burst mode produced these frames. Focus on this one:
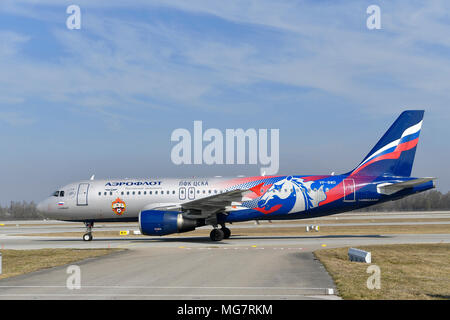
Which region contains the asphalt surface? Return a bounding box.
[0,211,449,300]
[0,247,339,300]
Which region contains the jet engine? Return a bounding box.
[139,210,200,236]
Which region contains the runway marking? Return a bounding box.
[0,294,337,298]
[0,285,333,290]
[178,247,305,250]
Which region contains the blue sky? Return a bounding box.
[1,0,450,205]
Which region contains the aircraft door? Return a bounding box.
[188,187,195,200]
[77,183,90,206]
[343,179,356,202]
[179,187,186,200]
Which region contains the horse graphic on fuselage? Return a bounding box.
[257,176,327,214]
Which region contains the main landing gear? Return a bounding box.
[83,222,94,241]
[210,225,231,241]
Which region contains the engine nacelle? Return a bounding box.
[139,210,198,236]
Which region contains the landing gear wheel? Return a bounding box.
[83,233,93,241]
[210,229,224,241]
[221,227,231,239]
[83,221,94,241]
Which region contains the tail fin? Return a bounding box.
[350,110,424,177]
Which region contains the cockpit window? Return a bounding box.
[60,191,65,197]
[52,191,59,197]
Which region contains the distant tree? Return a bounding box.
[358,190,450,212]
[0,201,43,220]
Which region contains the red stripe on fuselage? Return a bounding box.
[246,183,273,199]
[318,181,344,206]
[254,204,282,214]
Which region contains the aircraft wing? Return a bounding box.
[377,177,436,195]
[143,189,252,218]
[181,189,251,212]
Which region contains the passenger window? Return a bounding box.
[144,191,147,195]
[104,192,107,196]
[155,191,158,195]
[121,191,124,195]
[110,192,112,196]
[172,190,175,194]
[149,191,152,195]
[98,192,101,196]
[127,191,130,195]
[138,191,141,195]
[132,191,135,195]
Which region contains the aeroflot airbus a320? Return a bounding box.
[37,110,435,241]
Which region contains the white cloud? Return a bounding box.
[0,30,29,56]
[1,0,450,119]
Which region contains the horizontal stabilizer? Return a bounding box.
[377,177,436,195]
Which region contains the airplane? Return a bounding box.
[36,110,435,241]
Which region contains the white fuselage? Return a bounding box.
[37,177,234,221]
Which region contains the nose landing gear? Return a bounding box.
[83,222,94,241]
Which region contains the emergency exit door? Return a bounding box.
[343,179,356,202]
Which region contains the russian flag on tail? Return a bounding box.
[350,110,424,177]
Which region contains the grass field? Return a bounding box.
[314,243,450,300]
[0,248,122,280]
